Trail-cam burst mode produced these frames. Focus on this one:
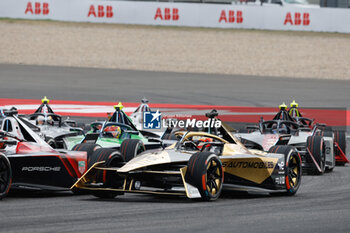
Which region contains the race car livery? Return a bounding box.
[0,109,88,199]
[72,122,302,201]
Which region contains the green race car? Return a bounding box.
[64,103,161,165]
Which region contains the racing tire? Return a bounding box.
[72,143,101,168]
[186,152,224,201]
[334,130,347,166]
[45,136,58,149]
[0,154,12,200]
[314,126,333,137]
[306,136,326,175]
[89,148,123,168]
[268,146,302,196]
[90,149,125,193]
[120,139,145,162]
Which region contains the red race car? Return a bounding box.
[0,109,94,200]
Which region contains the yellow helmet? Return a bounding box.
[104,125,122,139]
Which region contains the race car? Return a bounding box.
[23,97,85,148]
[129,97,151,130]
[288,101,348,165]
[71,120,302,201]
[235,103,341,175]
[0,109,89,199]
[65,102,161,153]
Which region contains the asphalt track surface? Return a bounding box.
[0,64,349,233]
[1,64,350,108]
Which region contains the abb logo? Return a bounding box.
[284,12,310,26]
[154,8,179,21]
[88,5,114,18]
[25,2,49,15]
[219,10,243,23]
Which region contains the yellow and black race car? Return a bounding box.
[72,122,302,201]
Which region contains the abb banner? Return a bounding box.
[0,0,350,33]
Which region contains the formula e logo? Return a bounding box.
[143,110,161,129]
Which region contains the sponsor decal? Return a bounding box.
[154,8,179,21]
[277,162,285,171]
[165,118,222,129]
[143,111,222,129]
[284,12,310,26]
[88,5,114,18]
[219,10,243,23]
[22,167,61,172]
[275,176,285,185]
[78,161,86,174]
[143,110,162,129]
[222,161,274,169]
[25,2,49,15]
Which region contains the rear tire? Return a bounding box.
[314,126,333,137]
[91,149,125,192]
[72,143,101,168]
[120,139,144,162]
[306,136,326,175]
[0,154,12,200]
[334,130,347,166]
[186,152,224,201]
[89,148,122,168]
[268,146,302,195]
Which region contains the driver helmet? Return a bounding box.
[197,137,213,150]
[279,124,288,134]
[271,123,278,133]
[103,125,122,139]
[36,115,45,125]
[46,116,53,125]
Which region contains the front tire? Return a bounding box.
[186,152,224,201]
[334,130,347,166]
[269,146,302,195]
[307,136,326,175]
[0,154,12,200]
[72,143,101,168]
[120,139,145,162]
[90,149,125,196]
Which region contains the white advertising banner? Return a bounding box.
[0,0,349,33]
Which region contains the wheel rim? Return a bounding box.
[0,158,10,193]
[206,159,223,196]
[287,153,300,189]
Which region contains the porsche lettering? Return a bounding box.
[22,167,61,172]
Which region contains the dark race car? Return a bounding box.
[236,102,348,175]
[0,109,89,199]
[287,101,348,165]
